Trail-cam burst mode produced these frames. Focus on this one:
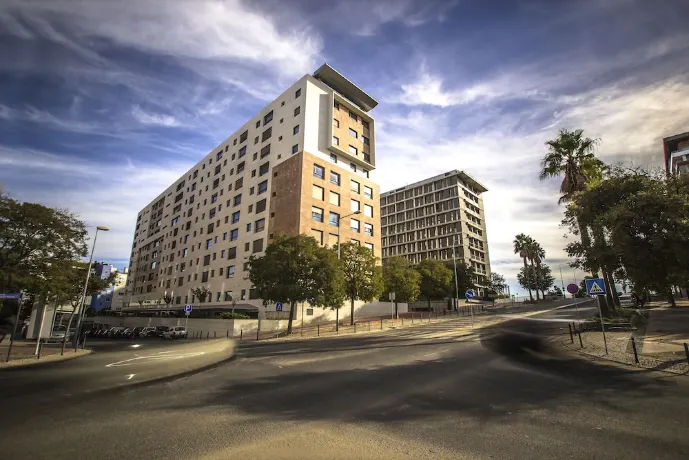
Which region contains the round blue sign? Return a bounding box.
[465,289,476,299]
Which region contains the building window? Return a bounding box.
[262,127,272,142]
[294,106,300,116]
[364,223,373,236]
[364,186,373,199]
[233,194,242,206]
[334,118,339,128]
[329,191,340,206]
[350,163,356,172]
[206,239,212,249]
[313,164,325,179]
[348,128,358,139]
[228,247,237,259]
[240,130,248,143]
[230,229,238,241]
[348,145,358,156]
[311,228,323,245]
[258,180,268,194]
[364,242,373,252]
[292,144,299,154]
[211,193,218,203]
[334,101,340,110]
[264,110,273,125]
[183,248,188,257]
[255,199,267,213]
[330,153,338,164]
[312,206,324,223]
[259,162,269,176]
[312,185,324,200]
[364,204,373,218]
[329,212,340,227]
[202,271,209,283]
[237,161,245,173]
[351,218,360,233]
[260,144,270,158]
[203,254,211,266]
[351,199,360,212]
[295,88,301,98]
[293,125,300,135]
[232,211,240,223]
[351,179,360,194]
[362,120,369,130]
[362,136,369,145]
[209,208,216,219]
[226,265,235,277]
[239,146,246,158]
[332,136,339,146]
[255,218,265,232]
[252,238,264,253]
[330,171,340,185]
[246,223,252,232]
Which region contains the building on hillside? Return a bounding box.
[664,131,689,180]
[125,64,380,318]
[380,170,491,292]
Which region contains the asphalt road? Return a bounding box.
[1,303,687,460]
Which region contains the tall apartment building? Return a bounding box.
[125,65,381,316]
[380,170,490,289]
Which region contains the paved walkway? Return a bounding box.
[638,301,689,354]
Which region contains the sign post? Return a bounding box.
[566,283,581,322]
[465,289,476,328]
[585,278,608,354]
[389,292,396,320]
[184,304,192,330]
[2,293,23,363]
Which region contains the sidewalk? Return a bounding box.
[0,341,92,369]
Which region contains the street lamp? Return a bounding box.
[73,225,109,352]
[337,210,361,260]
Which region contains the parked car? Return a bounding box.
[619,293,634,307]
[156,326,171,338]
[51,325,68,340]
[163,326,187,340]
[139,326,157,338]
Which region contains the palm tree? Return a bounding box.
[527,239,546,300]
[540,128,609,313]
[514,234,534,302]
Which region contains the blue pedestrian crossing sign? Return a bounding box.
[585,278,606,296]
[276,302,283,311]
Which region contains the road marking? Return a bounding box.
[105,351,206,367]
[126,374,135,380]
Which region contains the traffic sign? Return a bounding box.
[184,304,193,313]
[585,278,606,296]
[566,283,579,295]
[276,302,283,312]
[465,289,476,299]
[0,293,21,300]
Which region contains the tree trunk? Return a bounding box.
[336,308,339,332]
[286,300,296,334]
[601,270,616,312]
[523,258,533,302]
[394,301,398,319]
[350,297,355,326]
[576,217,610,317]
[606,270,620,307]
[667,289,676,307]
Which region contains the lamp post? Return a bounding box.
[336,210,361,332]
[73,226,109,352]
[451,242,460,312]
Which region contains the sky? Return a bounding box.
[1,0,688,296]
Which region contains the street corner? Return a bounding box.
[0,348,92,371]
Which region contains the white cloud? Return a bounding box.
[0,145,192,265]
[131,106,181,127]
[393,72,497,107]
[1,0,322,80]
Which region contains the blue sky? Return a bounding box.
[1,0,688,295]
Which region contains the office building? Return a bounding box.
[664,131,689,179]
[125,64,380,316]
[380,170,490,289]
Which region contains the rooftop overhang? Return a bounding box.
[313,64,378,112]
[458,171,488,193]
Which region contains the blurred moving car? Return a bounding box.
[162,326,187,340]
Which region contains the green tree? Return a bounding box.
[0,192,88,305]
[191,286,212,303]
[339,242,383,326]
[249,234,344,335]
[487,272,508,297]
[416,259,453,309]
[513,234,535,302]
[382,257,421,317]
[539,128,609,312]
[444,260,476,303]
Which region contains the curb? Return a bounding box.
[0,349,93,370]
